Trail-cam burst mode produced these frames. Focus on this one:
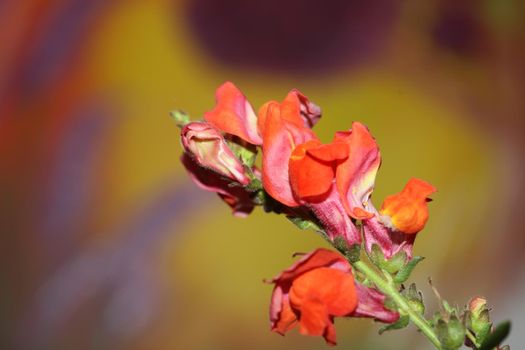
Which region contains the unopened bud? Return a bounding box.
[436,313,466,350]
[181,122,250,185]
[467,296,492,342]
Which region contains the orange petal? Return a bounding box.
[380,178,436,234]
[289,140,334,201]
[273,296,298,335]
[289,267,357,346]
[290,268,358,316]
[306,140,349,162]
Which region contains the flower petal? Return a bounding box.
[363,214,416,260]
[289,140,335,201]
[380,178,436,234]
[309,186,362,246]
[281,90,322,128]
[269,248,350,285]
[204,81,262,145]
[270,287,298,335]
[261,103,317,207]
[335,122,381,219]
[352,283,400,323]
[181,154,255,217]
[289,267,357,346]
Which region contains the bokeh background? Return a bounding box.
[1,0,524,349]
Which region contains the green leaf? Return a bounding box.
[170,110,190,128]
[479,321,511,350]
[379,315,410,334]
[394,256,425,284]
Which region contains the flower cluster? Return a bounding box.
[176,82,437,345]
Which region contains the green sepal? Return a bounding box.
[246,178,263,192]
[394,256,425,284]
[378,315,410,334]
[286,216,321,231]
[170,110,190,128]
[226,140,257,168]
[475,322,492,345]
[333,237,361,263]
[369,244,406,274]
[402,283,425,315]
[478,321,511,350]
[346,244,361,263]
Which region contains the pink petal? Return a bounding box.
[204,81,262,145]
[335,122,381,219]
[352,283,400,323]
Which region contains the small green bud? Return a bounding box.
[467,296,492,342]
[436,313,466,350]
[404,283,425,315]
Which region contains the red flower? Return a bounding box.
[268,249,399,346]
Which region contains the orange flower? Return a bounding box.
[380,178,436,234]
[269,249,357,346]
[269,249,398,346]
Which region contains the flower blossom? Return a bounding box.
[362,178,436,260]
[268,248,399,345]
[179,81,436,261]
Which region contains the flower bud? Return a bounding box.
[467,296,492,341]
[380,178,436,234]
[436,314,466,350]
[181,122,250,185]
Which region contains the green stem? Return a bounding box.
[465,329,480,348]
[353,261,442,350]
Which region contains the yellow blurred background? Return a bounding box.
[1,0,524,349]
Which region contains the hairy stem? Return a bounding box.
[353,261,442,350]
